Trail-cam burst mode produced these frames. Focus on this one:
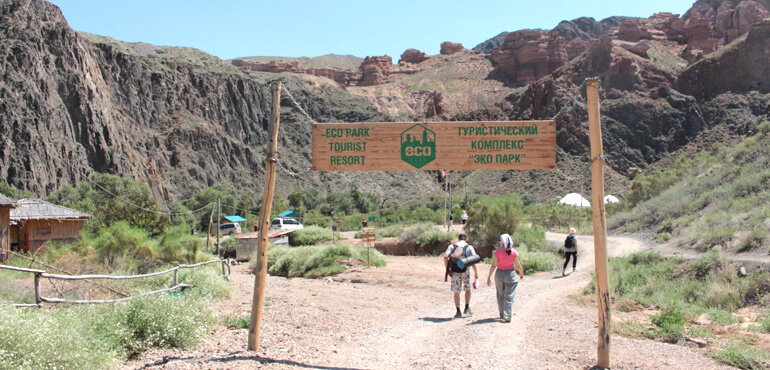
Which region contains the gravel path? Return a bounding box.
[122,233,736,369]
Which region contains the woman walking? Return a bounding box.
[486,233,525,322]
[562,227,578,276]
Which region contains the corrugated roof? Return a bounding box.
[0,193,15,206]
[10,199,93,220]
[234,230,294,240]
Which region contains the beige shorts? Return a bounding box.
[450,271,471,292]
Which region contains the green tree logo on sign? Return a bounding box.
[401,124,436,169]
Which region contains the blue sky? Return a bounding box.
[49,0,696,61]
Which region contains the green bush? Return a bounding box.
[464,194,526,249]
[399,224,454,249]
[290,226,336,246]
[651,304,685,343]
[518,251,559,275]
[263,244,386,278]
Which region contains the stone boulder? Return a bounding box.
[358,56,392,86]
[399,48,429,64]
[440,42,465,55]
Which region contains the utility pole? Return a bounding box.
[587,78,611,369]
[249,82,282,351]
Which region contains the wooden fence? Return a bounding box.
[0,259,231,307]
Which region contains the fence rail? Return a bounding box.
[0,259,231,307]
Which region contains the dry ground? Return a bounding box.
[122,232,735,369]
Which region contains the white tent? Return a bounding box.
[559,193,591,208]
[604,195,619,204]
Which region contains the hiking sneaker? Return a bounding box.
[464,307,473,316]
[562,268,566,276]
[503,317,511,323]
[454,311,462,319]
[573,268,577,273]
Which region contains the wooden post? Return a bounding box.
[34,272,41,307]
[587,78,611,369]
[206,202,215,252]
[216,197,221,256]
[248,82,282,351]
[173,264,179,286]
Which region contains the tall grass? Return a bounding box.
[0,294,215,369]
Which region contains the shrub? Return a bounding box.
[651,304,685,342]
[518,251,559,275]
[290,226,336,246]
[264,244,385,278]
[219,237,237,257]
[116,295,215,355]
[399,224,454,249]
[464,194,526,249]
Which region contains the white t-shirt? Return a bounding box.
[460,212,468,220]
[445,240,476,257]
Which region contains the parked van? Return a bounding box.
[217,223,242,236]
[269,218,303,231]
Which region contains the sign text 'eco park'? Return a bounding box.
[311,121,555,171]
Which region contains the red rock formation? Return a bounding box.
[618,20,654,42]
[399,49,429,64]
[358,56,392,86]
[685,15,719,53]
[685,0,769,43]
[491,30,588,85]
[230,59,359,86]
[440,42,465,55]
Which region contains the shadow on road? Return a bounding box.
[468,318,499,325]
[419,317,454,323]
[138,352,365,370]
[551,273,572,279]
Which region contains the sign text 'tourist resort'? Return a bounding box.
[311,121,556,171]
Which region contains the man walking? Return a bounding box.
[444,234,479,318]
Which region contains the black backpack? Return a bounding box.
[564,235,576,250]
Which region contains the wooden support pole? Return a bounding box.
[34,272,41,307]
[248,82,282,351]
[207,202,215,252]
[587,78,611,369]
[216,197,221,256]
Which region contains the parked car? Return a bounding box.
[269,217,304,231]
[217,223,242,236]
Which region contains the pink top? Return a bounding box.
[494,248,519,270]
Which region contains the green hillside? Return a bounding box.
[610,120,770,252]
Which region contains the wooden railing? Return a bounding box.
[0,259,231,307]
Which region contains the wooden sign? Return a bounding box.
[312,121,555,171]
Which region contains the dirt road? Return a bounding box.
[124,233,733,369]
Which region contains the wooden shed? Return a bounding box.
[234,229,293,261]
[10,199,92,253]
[0,193,16,262]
